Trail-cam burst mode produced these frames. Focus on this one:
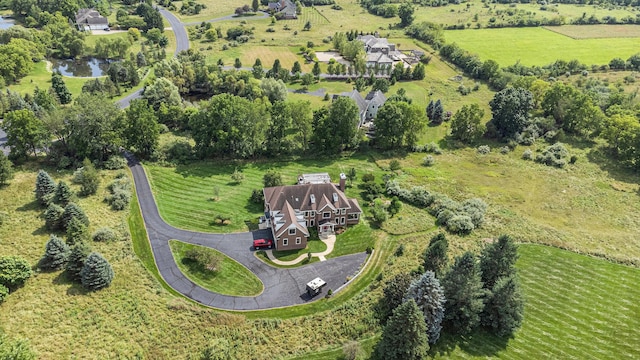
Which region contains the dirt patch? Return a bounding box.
[315,51,351,66]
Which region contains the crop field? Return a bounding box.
[413,0,638,28]
[169,240,263,296]
[544,24,640,39]
[444,27,640,66]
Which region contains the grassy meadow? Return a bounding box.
[169,240,263,296]
[444,27,640,67]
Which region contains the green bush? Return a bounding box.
[447,214,475,234]
[103,155,128,170]
[522,149,533,160]
[535,142,569,168]
[250,189,264,204]
[389,159,401,171]
[185,246,219,271]
[477,145,491,155]
[0,256,32,290]
[423,155,435,167]
[92,227,117,242]
[0,284,8,303]
[80,253,114,291]
[77,159,100,196]
[105,178,132,211]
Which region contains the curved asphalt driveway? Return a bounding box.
[0,129,7,156]
[128,155,367,310]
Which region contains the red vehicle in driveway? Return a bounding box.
[253,238,273,250]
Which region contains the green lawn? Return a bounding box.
[144,156,386,233]
[444,27,640,67]
[168,240,263,296]
[272,239,327,261]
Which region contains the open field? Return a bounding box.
[444,27,640,67]
[413,0,638,28]
[172,0,248,23]
[169,240,263,296]
[544,24,640,39]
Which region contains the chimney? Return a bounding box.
[339,173,347,192]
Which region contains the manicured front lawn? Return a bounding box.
[169,240,263,296]
[272,239,327,261]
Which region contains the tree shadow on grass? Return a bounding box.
[429,328,510,358]
[16,199,40,213]
[586,146,640,186]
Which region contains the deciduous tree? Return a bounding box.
[488,87,534,139]
[2,109,46,161]
[450,103,485,144]
[124,99,160,159]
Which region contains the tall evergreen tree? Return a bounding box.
[66,241,91,282]
[39,235,70,271]
[62,203,89,230]
[66,217,90,246]
[80,253,114,291]
[43,203,64,231]
[312,62,321,78]
[51,72,72,105]
[441,252,487,334]
[252,58,263,79]
[482,275,524,336]
[376,299,429,360]
[0,152,14,186]
[53,181,73,206]
[423,233,449,278]
[480,235,518,289]
[34,170,56,206]
[433,99,444,124]
[379,272,414,323]
[404,271,446,344]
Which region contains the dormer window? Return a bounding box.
[310,194,315,204]
[332,193,338,202]
[289,228,296,235]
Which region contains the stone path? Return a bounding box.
[265,235,336,265]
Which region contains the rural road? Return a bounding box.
[117,8,189,109]
[127,154,368,310]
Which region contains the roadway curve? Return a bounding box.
[117,9,189,109]
[127,154,368,310]
[0,128,8,156]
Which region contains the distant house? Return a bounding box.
[268,0,298,19]
[357,35,402,67]
[75,8,108,31]
[262,173,362,251]
[333,89,387,127]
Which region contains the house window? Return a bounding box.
[283,238,288,246]
[289,228,296,235]
[296,237,301,244]
[348,213,359,220]
[311,211,316,216]
[341,209,346,215]
[305,211,309,217]
[310,219,315,226]
[341,217,345,225]
[323,212,330,219]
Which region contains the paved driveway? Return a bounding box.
[0,128,8,156]
[128,155,368,310]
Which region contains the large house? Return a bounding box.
[262,173,362,250]
[75,8,108,31]
[268,0,297,19]
[333,89,387,127]
[357,35,402,67]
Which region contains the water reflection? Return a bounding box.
[50,58,111,77]
[0,16,15,30]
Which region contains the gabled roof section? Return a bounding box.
[336,89,367,114]
[365,90,387,104]
[317,194,336,212]
[274,201,309,237]
[264,182,352,213]
[348,198,363,214]
[75,8,108,25]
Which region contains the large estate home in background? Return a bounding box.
[268,0,297,19]
[333,89,387,128]
[75,8,108,31]
[262,173,362,250]
[357,34,403,67]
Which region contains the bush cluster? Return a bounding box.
[477,145,491,155]
[535,142,569,168]
[386,180,487,234]
[412,142,442,154]
[93,227,118,242]
[105,176,132,211]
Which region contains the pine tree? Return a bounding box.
[312,62,321,78]
[433,99,444,124]
[80,252,114,291]
[404,271,446,344]
[62,203,89,231]
[66,241,91,282]
[35,170,56,206]
[376,299,429,360]
[482,275,524,336]
[426,100,435,121]
[43,203,65,231]
[480,234,518,289]
[53,181,73,206]
[51,72,72,105]
[379,272,414,323]
[252,0,259,12]
[39,235,70,271]
[423,233,449,278]
[0,152,14,186]
[66,217,90,246]
[441,252,487,334]
[234,58,242,69]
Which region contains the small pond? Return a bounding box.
[49,58,112,77]
[0,16,15,30]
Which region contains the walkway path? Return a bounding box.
[127,154,367,310]
[265,235,336,265]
